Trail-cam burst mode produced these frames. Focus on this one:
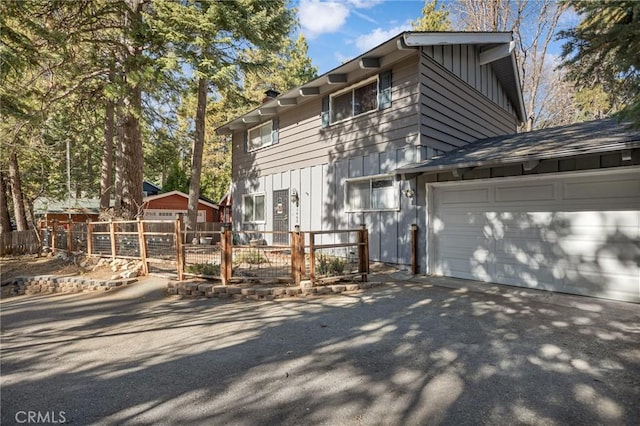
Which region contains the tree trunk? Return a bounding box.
[101,92,115,210]
[186,77,208,239]
[0,171,12,234]
[118,0,144,220]
[8,151,28,231]
[120,84,143,219]
[114,104,124,217]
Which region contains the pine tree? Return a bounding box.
[559,0,640,127]
[411,0,451,31]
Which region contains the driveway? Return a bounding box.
[1,275,639,425]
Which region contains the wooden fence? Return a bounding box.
[0,230,40,256]
[35,218,370,285]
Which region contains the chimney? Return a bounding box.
[262,89,280,103]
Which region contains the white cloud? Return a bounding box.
[299,0,350,39]
[354,23,412,51]
[347,0,382,8]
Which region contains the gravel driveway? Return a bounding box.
[1,275,639,425]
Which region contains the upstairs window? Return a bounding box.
[331,78,378,123]
[330,77,378,124]
[345,175,398,212]
[246,119,278,151]
[322,70,392,128]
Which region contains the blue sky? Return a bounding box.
[295,0,425,74]
[293,0,579,75]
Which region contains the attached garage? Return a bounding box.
[397,118,640,303]
[428,169,640,303]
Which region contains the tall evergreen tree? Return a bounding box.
[559,0,640,127]
[148,0,296,235]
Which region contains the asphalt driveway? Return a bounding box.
[1,275,639,425]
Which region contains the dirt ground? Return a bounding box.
[0,254,117,282]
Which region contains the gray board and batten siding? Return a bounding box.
[232,44,519,267]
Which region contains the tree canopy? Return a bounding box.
[411,0,451,31]
[559,0,640,127]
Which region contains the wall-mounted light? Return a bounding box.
[403,188,415,198]
[290,189,299,206]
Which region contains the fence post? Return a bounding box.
[86,220,93,256]
[220,226,232,285]
[358,224,369,282]
[308,232,316,283]
[51,220,58,253]
[109,219,116,259]
[66,221,73,255]
[137,217,149,276]
[411,224,418,275]
[175,214,184,281]
[291,225,301,285]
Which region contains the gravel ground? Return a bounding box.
[1,275,639,425]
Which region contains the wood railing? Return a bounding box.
[36,217,370,284]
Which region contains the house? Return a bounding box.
[217,31,639,303]
[143,191,219,223]
[218,189,232,224]
[143,181,162,197]
[34,197,101,223]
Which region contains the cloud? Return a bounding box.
[299,0,350,39]
[354,23,412,51]
[347,0,382,8]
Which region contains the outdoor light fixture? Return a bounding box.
[403,188,415,198]
[290,189,299,206]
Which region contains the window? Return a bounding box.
[330,77,378,124]
[322,70,392,127]
[345,175,398,212]
[246,119,278,151]
[243,194,265,222]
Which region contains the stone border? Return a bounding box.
[1,276,138,298]
[167,280,384,300]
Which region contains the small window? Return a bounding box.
[246,118,279,151]
[243,194,265,223]
[330,77,378,124]
[345,175,398,212]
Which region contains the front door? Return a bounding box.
[273,189,289,245]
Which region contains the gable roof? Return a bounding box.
[143,191,219,210]
[395,118,640,175]
[216,31,525,135]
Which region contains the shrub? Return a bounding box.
[233,249,267,265]
[317,254,346,276]
[186,263,220,276]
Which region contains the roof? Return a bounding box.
[33,197,100,215]
[395,118,640,175]
[216,31,525,134]
[143,191,219,210]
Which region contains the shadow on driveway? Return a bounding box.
[1,276,639,425]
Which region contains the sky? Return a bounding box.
[294,0,425,74]
[292,0,579,75]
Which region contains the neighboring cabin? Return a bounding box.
[142,191,219,223]
[217,31,640,303]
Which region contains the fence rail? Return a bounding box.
[32,218,369,285]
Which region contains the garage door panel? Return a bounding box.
[432,170,640,303]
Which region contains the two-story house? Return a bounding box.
[217,32,640,303]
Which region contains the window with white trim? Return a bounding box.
[330,77,378,124]
[321,70,392,128]
[345,175,398,212]
[242,193,265,222]
[247,120,277,151]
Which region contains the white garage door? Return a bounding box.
[431,169,640,303]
